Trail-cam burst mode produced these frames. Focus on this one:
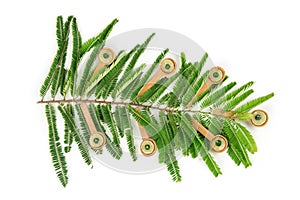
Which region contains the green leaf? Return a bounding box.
[130,48,169,99]
[166,159,182,182]
[45,104,68,187]
[111,63,147,99]
[122,73,143,100]
[149,114,171,165]
[194,113,222,136]
[193,79,225,106]
[68,18,82,96]
[179,52,187,71]
[147,73,179,104]
[94,49,138,98]
[75,104,92,142]
[167,92,180,108]
[223,119,251,167]
[127,105,161,138]
[223,89,254,111]
[137,77,168,103]
[99,50,128,99]
[99,105,121,146]
[178,53,208,100]
[167,113,181,150]
[180,113,222,177]
[87,104,105,132]
[76,43,104,97]
[200,82,237,108]
[51,16,73,98]
[155,134,167,164]
[98,48,138,99]
[80,18,118,57]
[160,113,176,148]
[63,104,74,153]
[56,16,64,49]
[158,93,171,105]
[40,16,73,98]
[182,71,209,107]
[157,113,182,182]
[114,106,137,161]
[198,53,208,73]
[50,67,60,98]
[112,106,124,138]
[214,81,254,107]
[166,62,194,107]
[157,113,175,160]
[234,93,274,113]
[88,104,122,159]
[234,121,257,153]
[85,51,127,96]
[60,68,68,96]
[72,110,102,154]
[119,33,155,82]
[105,137,123,159]
[236,112,253,120]
[58,105,93,167]
[227,146,242,166]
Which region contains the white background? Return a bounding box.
[0,0,299,199]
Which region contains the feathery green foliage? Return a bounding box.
[76,43,104,97]
[158,113,182,182]
[122,73,143,100]
[75,104,91,141]
[166,159,182,182]
[99,105,121,146]
[85,51,127,96]
[182,71,209,106]
[111,63,147,99]
[148,74,179,104]
[119,33,155,82]
[56,16,64,48]
[80,18,118,57]
[63,104,74,153]
[98,50,127,99]
[130,48,169,99]
[68,18,82,96]
[235,122,257,153]
[180,113,222,176]
[214,81,254,108]
[223,119,252,167]
[114,106,137,161]
[93,48,139,98]
[177,54,208,100]
[200,82,237,108]
[223,89,254,111]
[227,146,242,166]
[166,60,193,107]
[51,17,73,98]
[137,77,168,103]
[59,68,68,96]
[234,93,275,113]
[88,104,122,158]
[58,105,93,167]
[40,16,274,187]
[127,105,160,138]
[193,76,229,106]
[40,16,73,98]
[45,104,68,187]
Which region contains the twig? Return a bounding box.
[37,99,210,114]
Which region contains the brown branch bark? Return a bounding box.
[37,99,208,113]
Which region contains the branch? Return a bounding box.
[37,99,212,114]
